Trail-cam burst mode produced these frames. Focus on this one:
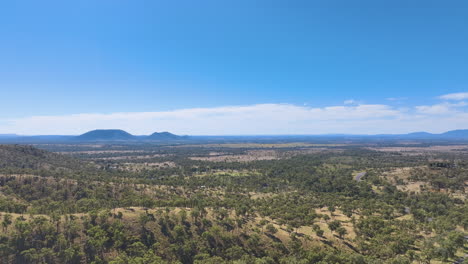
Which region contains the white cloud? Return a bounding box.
[439,92,468,100]
[1,101,468,135]
[415,102,466,115]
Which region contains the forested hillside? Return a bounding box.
[0,145,85,171]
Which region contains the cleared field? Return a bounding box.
[367,145,468,154]
[177,143,349,148]
[190,150,280,162]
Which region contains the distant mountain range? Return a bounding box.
[0,134,17,137]
[1,129,468,143]
[0,129,187,143]
[373,129,468,139]
[75,129,186,141]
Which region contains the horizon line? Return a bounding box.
[1,129,466,137]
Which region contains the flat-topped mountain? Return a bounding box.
[405,132,434,137]
[76,129,135,141]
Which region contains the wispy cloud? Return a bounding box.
[1,104,401,135]
[439,92,468,100]
[1,93,468,135]
[415,102,467,115]
[343,99,357,105]
[386,97,408,101]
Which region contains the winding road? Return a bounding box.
[355,172,366,181]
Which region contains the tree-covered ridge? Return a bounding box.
[0,144,86,171]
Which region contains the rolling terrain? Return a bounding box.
[0,141,466,263]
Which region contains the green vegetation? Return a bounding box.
[0,143,466,263]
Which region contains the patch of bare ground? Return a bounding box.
[396,181,427,193]
[255,207,358,251]
[189,148,344,162]
[382,166,419,184]
[59,150,148,154]
[382,167,431,193]
[39,144,105,148]
[190,150,281,162]
[194,169,262,178]
[382,167,468,197]
[93,154,171,160]
[248,220,351,251]
[176,143,349,148]
[118,161,177,171]
[248,192,276,200]
[314,208,357,239]
[256,208,357,245]
[367,145,468,154]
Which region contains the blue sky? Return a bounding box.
[1,0,468,135]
